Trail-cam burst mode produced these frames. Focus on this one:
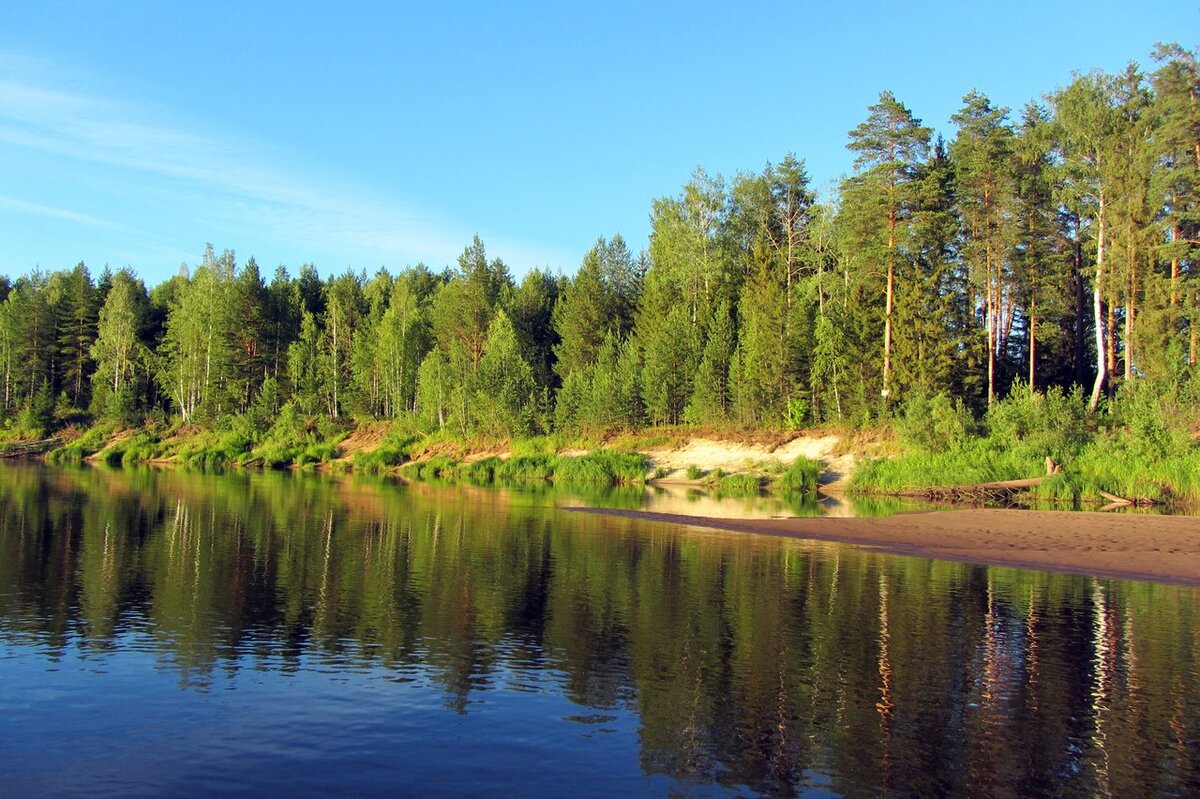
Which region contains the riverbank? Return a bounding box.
[568,506,1200,586]
[39,420,862,489]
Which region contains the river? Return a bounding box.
[0,463,1197,797]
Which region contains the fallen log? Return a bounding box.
[1098,490,1132,507]
[0,437,63,458]
[901,476,1047,504]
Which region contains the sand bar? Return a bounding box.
[569,507,1200,586]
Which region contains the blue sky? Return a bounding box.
[0,1,1193,284]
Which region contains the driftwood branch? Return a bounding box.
[0,437,62,459]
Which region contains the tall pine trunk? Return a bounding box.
[1028,297,1037,393]
[883,210,895,397]
[1088,193,1106,413]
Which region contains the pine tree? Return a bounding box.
[636,276,700,426]
[731,249,790,426]
[951,91,1015,405]
[1011,103,1071,392]
[840,92,932,403]
[230,257,269,413]
[1149,44,1200,370]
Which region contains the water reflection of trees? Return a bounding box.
[0,463,1196,796]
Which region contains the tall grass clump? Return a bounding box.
[854,380,1200,506]
[105,431,163,466]
[353,434,418,473]
[774,457,822,495]
[47,424,113,464]
[456,456,503,484]
[414,454,456,480]
[716,473,763,497]
[553,451,649,486]
[852,386,1088,494]
[494,454,557,483]
[551,455,612,485]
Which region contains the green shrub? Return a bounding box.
[985,382,1090,460]
[775,457,822,494]
[296,442,340,469]
[895,392,975,451]
[686,464,703,480]
[653,466,669,480]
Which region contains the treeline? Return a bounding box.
[1,45,1198,441]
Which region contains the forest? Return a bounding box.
[1,46,1198,486]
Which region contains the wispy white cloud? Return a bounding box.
[0,59,520,271]
[0,193,134,232]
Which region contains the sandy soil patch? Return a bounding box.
[569,506,1200,586]
[336,423,391,456]
[644,435,846,482]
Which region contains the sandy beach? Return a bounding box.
[569,506,1200,586]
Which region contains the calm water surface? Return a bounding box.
[1,463,1197,797]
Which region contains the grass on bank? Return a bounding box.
[849,383,1200,507]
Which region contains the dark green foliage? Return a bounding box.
[20,381,55,438]
[894,393,977,452]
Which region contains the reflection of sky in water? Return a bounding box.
[0,462,1197,798]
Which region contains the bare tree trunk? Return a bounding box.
[1107,303,1117,394]
[883,212,895,398]
[1073,247,1087,383]
[1028,297,1037,394]
[986,259,995,407]
[1088,196,1106,413]
[1124,255,1135,383]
